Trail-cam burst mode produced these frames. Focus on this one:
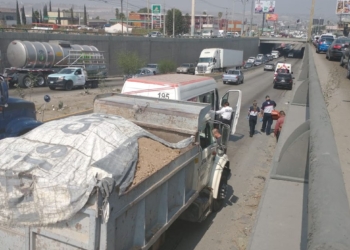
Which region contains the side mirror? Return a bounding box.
[292,77,295,79]
[0,78,9,105]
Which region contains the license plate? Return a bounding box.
[50,81,53,83]
[281,80,285,82]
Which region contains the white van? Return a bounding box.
[274,63,292,79]
[121,74,242,135]
[271,50,280,59]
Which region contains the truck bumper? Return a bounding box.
[48,79,66,88]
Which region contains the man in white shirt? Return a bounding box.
[216,102,234,126]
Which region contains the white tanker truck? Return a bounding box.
[3,40,106,88]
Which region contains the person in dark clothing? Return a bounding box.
[248,100,260,137]
[260,95,277,135]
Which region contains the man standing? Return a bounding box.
[216,102,233,127]
[261,95,276,135]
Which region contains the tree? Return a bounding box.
[203,11,207,15]
[119,13,125,20]
[16,1,21,25]
[117,51,145,75]
[95,16,100,20]
[183,13,190,34]
[43,5,48,23]
[21,7,26,25]
[70,7,74,24]
[138,7,150,13]
[218,12,223,19]
[158,60,176,73]
[39,10,43,23]
[49,1,52,12]
[34,10,39,23]
[84,5,87,25]
[165,8,184,36]
[115,8,119,19]
[32,8,35,23]
[57,8,61,24]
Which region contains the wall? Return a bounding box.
[0,32,260,76]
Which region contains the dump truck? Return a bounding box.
[3,40,106,88]
[0,76,42,139]
[0,92,242,250]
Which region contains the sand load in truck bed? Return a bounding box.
[0,114,192,226]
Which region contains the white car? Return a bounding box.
[247,57,256,63]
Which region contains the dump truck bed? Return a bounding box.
[0,94,211,250]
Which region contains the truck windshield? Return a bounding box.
[199,58,212,63]
[147,64,157,68]
[58,68,75,74]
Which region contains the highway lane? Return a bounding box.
[162,57,304,250]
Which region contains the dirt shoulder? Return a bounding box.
[312,50,350,206]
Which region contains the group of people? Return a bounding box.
[213,95,285,145]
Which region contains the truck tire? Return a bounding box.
[212,176,227,212]
[36,74,46,87]
[65,80,73,91]
[18,74,32,88]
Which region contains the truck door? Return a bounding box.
[75,69,85,86]
[220,90,242,135]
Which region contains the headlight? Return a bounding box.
[58,76,65,80]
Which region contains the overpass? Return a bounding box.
[259,37,308,44]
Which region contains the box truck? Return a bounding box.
[195,48,243,74]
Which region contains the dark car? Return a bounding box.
[244,62,254,69]
[273,73,294,90]
[326,37,350,61]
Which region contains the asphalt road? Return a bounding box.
[161,56,304,250]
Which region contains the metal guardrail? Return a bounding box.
[307,44,350,249]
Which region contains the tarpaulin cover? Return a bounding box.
[0,114,192,226]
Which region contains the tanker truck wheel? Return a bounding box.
[18,74,32,88]
[65,81,73,91]
[36,74,46,87]
[212,175,228,212]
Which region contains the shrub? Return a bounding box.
[117,51,145,75]
[158,60,177,74]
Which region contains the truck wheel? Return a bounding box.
[36,74,46,87]
[19,75,32,88]
[65,81,73,91]
[347,69,350,79]
[212,176,227,212]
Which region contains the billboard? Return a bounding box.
[255,1,276,14]
[336,0,350,14]
[266,14,278,21]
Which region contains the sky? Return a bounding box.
[5,0,338,20]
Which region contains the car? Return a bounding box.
[313,35,320,47]
[264,62,275,71]
[316,37,334,53]
[326,37,350,61]
[222,69,244,84]
[256,54,264,60]
[146,63,160,74]
[130,68,155,78]
[254,59,263,66]
[266,54,272,61]
[244,62,254,69]
[149,31,162,38]
[176,63,195,74]
[247,57,256,63]
[273,73,294,90]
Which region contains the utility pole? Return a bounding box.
[126,0,129,35]
[308,0,315,41]
[191,0,195,36]
[241,0,247,36]
[249,0,254,36]
[231,0,235,33]
[163,0,165,35]
[225,8,228,32]
[147,0,150,33]
[172,8,175,38]
[121,0,124,34]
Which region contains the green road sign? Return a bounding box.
[152,4,161,14]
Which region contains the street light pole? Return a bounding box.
[147,0,149,32]
[308,0,316,40]
[249,0,254,36]
[191,0,195,36]
[241,0,246,36]
[121,0,123,34]
[172,8,175,37]
[163,0,166,35]
[231,0,235,33]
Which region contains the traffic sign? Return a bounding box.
[152,4,161,14]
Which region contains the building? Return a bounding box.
[47,11,87,25]
[105,23,132,34]
[125,13,215,31]
[0,8,17,26]
[88,19,107,28]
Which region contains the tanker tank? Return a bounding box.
[7,40,102,69]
